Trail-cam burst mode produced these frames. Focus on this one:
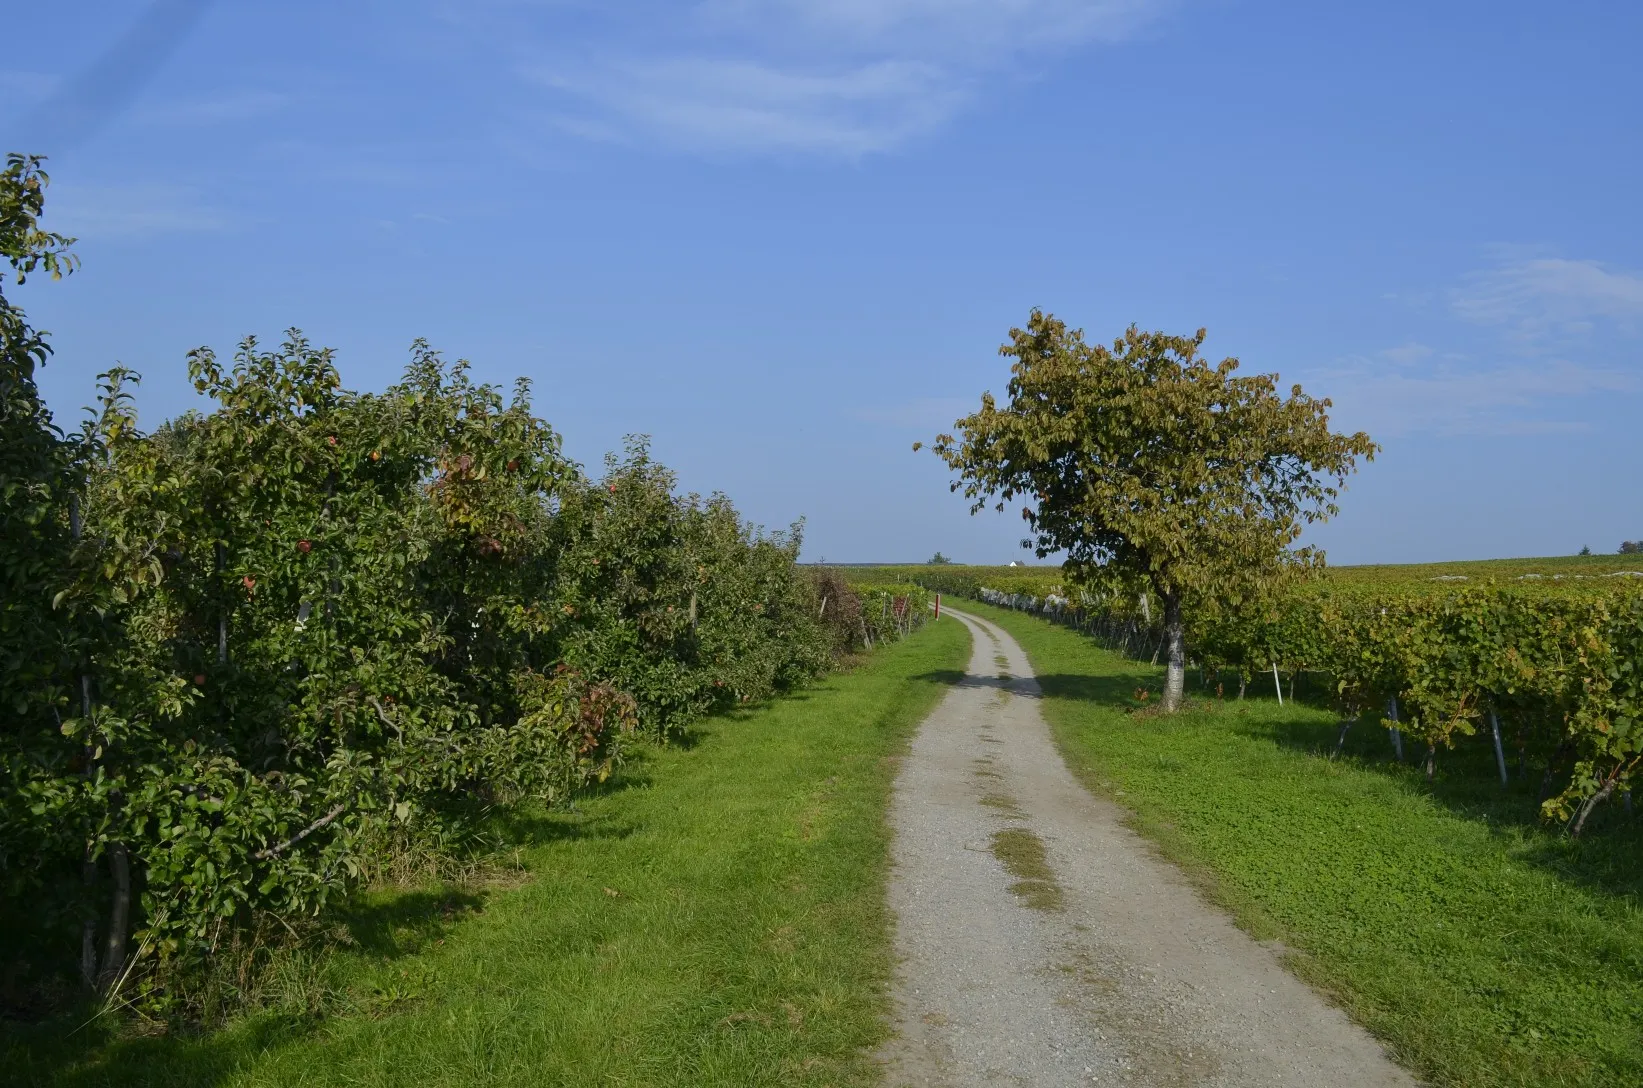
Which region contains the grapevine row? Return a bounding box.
[897,566,1642,834]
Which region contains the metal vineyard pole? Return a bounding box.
[1488,707,1509,786]
[1386,697,1405,762]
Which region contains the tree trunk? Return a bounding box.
[1333,717,1355,758]
[1160,593,1185,713]
[1539,739,1575,802]
[96,841,131,996]
[1570,774,1620,839]
[80,845,99,989]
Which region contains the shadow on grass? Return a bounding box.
[988,617,1643,909]
[9,1004,329,1088]
[333,886,489,959]
[1254,709,1643,903]
[9,636,943,1085]
[5,770,657,1087]
[911,669,1159,706]
[1034,670,1159,706]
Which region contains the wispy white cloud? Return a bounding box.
[49,181,231,239]
[1312,250,1643,436]
[0,69,60,104]
[1453,253,1643,342]
[136,90,292,126]
[524,55,960,155]
[1312,354,1637,438]
[1314,253,1643,437]
[482,0,1173,157]
[697,0,1158,54]
[1377,341,1434,366]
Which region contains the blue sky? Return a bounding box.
[3,0,1640,565]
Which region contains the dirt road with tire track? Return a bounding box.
[877,607,1416,1087]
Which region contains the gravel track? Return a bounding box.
[876,607,1416,1088]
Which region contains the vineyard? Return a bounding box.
[863,558,1643,835]
[1,157,937,1020]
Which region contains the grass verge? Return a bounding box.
[960,600,1643,1088]
[5,615,970,1088]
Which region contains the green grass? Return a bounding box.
[6,616,970,1088]
[960,600,1643,1088]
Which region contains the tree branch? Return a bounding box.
[255,803,347,861]
[368,696,403,743]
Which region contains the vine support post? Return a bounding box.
[1386,696,1404,762]
[1488,707,1509,786]
[1271,661,1283,706]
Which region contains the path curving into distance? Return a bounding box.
[877,607,1415,1088]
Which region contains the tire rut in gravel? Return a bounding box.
[877,607,1416,1088]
